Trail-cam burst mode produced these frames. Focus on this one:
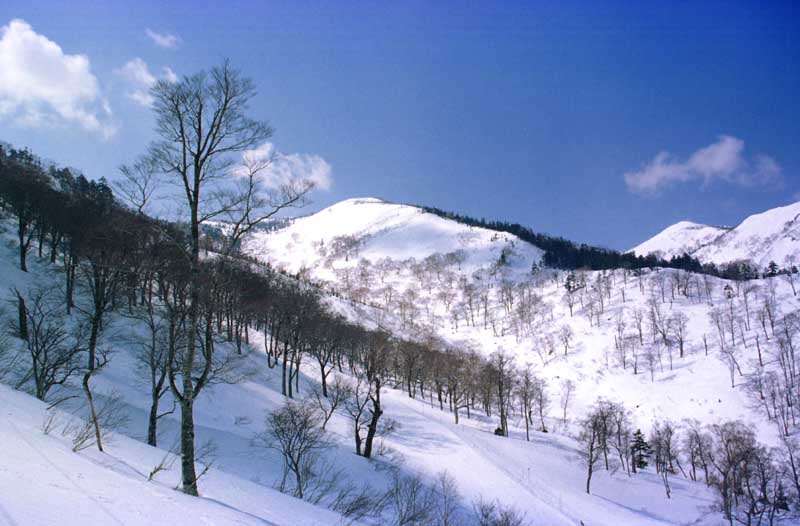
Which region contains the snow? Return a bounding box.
[694,201,800,267]
[0,384,346,526]
[631,201,800,267]
[2,199,797,526]
[630,221,729,260]
[243,197,543,281]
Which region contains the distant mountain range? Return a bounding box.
[630,201,800,268]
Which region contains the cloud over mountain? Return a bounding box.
[624,135,782,195]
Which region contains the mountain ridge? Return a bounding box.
[631,201,800,269]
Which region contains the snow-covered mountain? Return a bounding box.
[629,221,729,260]
[631,201,800,268]
[242,197,793,446]
[0,210,723,526]
[243,197,543,281]
[693,201,800,267]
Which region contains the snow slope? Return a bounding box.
[630,221,729,260]
[631,201,800,267]
[243,197,543,280]
[243,197,796,449]
[694,201,800,267]
[0,209,729,526]
[0,384,348,526]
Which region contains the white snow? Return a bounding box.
[243,197,543,281]
[2,198,797,526]
[630,221,729,260]
[694,201,800,267]
[631,201,800,268]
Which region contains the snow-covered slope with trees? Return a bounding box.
[631,201,800,268]
[0,213,721,526]
[243,197,543,282]
[242,197,798,446]
[693,201,800,268]
[3,173,799,526]
[630,221,729,260]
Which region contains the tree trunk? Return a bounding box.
[363,380,382,459]
[84,313,103,452]
[16,291,27,340]
[82,372,103,452]
[147,393,159,447]
[180,207,201,496]
[179,398,199,496]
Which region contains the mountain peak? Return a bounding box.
[632,201,800,266]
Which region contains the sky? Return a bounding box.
[0,0,798,250]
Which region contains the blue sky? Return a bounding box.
[0,1,798,249]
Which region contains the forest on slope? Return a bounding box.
[1,61,800,526]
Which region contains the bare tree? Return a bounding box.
[387,472,436,526]
[490,351,515,437]
[67,392,130,452]
[433,471,464,526]
[115,157,158,215]
[14,287,84,401]
[345,373,372,457]
[579,404,604,494]
[144,61,315,495]
[471,496,529,526]
[669,312,689,358]
[559,378,575,423]
[257,399,328,499]
[559,325,573,356]
[310,374,351,430]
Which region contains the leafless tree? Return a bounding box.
[310,374,351,430]
[387,471,436,526]
[143,61,315,495]
[433,471,464,526]
[559,325,573,356]
[257,399,328,499]
[559,379,575,423]
[579,404,604,494]
[471,496,529,526]
[115,157,158,215]
[14,287,84,401]
[669,312,689,358]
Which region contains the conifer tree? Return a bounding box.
[631,429,651,472]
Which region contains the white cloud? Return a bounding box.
[0,19,115,138]
[145,29,180,49]
[240,142,333,191]
[624,135,782,194]
[116,58,177,107]
[162,66,178,83]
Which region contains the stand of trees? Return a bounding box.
[0,139,541,524]
[419,205,797,281]
[0,139,556,493]
[577,398,798,525]
[3,58,799,524]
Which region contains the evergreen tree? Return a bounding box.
[766,261,779,277]
[631,429,651,470]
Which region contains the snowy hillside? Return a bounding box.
[0,214,724,526]
[630,221,729,260]
[631,201,800,268]
[243,198,798,446]
[243,197,543,281]
[2,188,799,526]
[694,201,800,267]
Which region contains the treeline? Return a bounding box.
[578,400,800,526]
[0,142,543,496]
[418,205,794,281]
